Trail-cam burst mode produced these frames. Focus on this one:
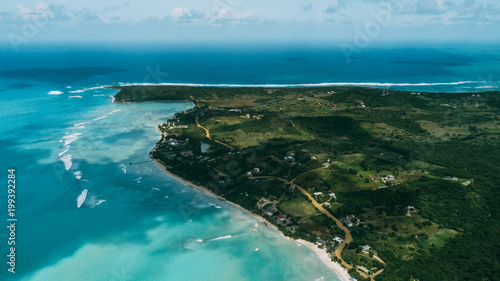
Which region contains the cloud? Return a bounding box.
[14,0,70,22]
[171,7,205,23]
[209,8,261,25]
[74,8,114,24]
[390,0,500,25]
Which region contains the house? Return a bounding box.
[324,202,331,207]
[246,171,253,176]
[286,225,299,233]
[276,214,286,223]
[311,156,317,160]
[229,109,242,112]
[168,138,179,146]
[329,192,336,198]
[407,206,415,211]
[266,206,277,216]
[317,239,327,246]
[253,168,260,173]
[333,237,344,243]
[257,199,267,209]
[345,220,354,227]
[357,266,370,275]
[289,185,296,191]
[361,245,372,251]
[313,192,323,196]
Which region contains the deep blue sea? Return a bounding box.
[0,42,499,281]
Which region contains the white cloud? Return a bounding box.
[209,8,261,25]
[15,0,70,22]
[170,7,205,23]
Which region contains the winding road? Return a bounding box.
[195,116,235,151]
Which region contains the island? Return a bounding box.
[112,85,500,281]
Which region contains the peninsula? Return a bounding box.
[113,85,500,281]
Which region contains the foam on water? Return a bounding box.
[76,189,88,208]
[60,154,72,170]
[208,235,232,241]
[58,148,69,157]
[74,171,83,180]
[112,80,485,88]
[74,121,89,127]
[93,109,122,121]
[119,163,127,174]
[63,132,82,146]
[68,86,105,94]
[84,196,106,208]
[69,95,83,98]
[48,90,64,95]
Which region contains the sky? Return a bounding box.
[1,0,500,47]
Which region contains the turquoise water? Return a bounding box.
[1,87,339,281]
[1,42,499,281]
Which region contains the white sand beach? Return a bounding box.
[151,158,352,281]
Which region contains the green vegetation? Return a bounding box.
[115,86,500,280]
[279,197,317,217]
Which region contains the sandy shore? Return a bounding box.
[151,157,352,281]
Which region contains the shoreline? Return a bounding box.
[151,157,352,281]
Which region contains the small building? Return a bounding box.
[313,192,323,196]
[345,220,354,227]
[253,168,260,173]
[257,199,267,209]
[361,245,372,251]
[324,202,331,207]
[276,214,286,223]
[357,266,370,275]
[266,206,277,216]
[317,239,327,246]
[311,156,317,160]
[328,192,336,198]
[333,237,344,243]
[286,225,299,233]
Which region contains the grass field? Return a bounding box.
[279,197,317,217]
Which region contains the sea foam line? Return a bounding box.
[68,86,106,94]
[93,109,122,121]
[112,81,487,88]
[63,133,82,146]
[208,235,232,241]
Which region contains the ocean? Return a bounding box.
[0,42,499,281]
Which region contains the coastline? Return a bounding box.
[151,157,352,281]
